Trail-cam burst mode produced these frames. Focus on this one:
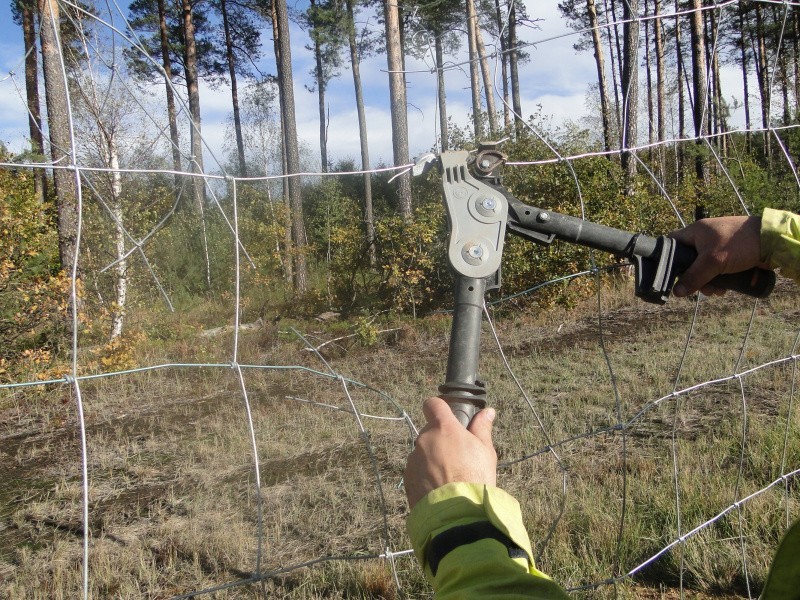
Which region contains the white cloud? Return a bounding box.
[0,76,34,153]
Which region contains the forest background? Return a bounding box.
[3,0,800,371]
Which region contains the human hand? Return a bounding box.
[404,397,497,509]
[669,215,767,297]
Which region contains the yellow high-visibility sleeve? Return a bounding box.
[407,483,570,599]
[761,208,800,281]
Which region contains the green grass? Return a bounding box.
[1,278,798,598]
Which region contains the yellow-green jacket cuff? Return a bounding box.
[761,208,800,281]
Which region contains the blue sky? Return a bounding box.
[0,1,617,169]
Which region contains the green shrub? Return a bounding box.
[0,160,67,379]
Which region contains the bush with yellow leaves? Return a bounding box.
[0,158,68,381]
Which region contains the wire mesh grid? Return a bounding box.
[0,0,799,597]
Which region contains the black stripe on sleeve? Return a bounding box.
[428,521,528,576]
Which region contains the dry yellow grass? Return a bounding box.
[0,277,798,598]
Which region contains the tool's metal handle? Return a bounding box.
[505,198,776,303]
[439,276,488,427]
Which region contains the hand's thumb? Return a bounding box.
[468,407,496,448]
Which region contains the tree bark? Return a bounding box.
[753,3,771,163]
[384,0,412,218]
[739,6,752,152]
[603,0,622,133]
[38,0,78,272]
[654,0,665,177]
[274,0,308,291]
[310,0,328,173]
[472,10,498,136]
[601,0,621,134]
[434,26,449,150]
[181,0,206,210]
[621,0,639,191]
[157,0,182,190]
[508,0,522,135]
[107,136,127,339]
[645,0,654,158]
[793,8,800,118]
[709,8,727,156]
[466,0,482,139]
[270,1,293,285]
[676,0,685,179]
[22,0,46,203]
[220,0,247,176]
[609,0,624,103]
[494,0,510,130]
[776,5,790,125]
[345,0,375,265]
[689,0,708,182]
[587,0,612,152]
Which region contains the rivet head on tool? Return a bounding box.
[537,212,550,223]
[481,197,497,211]
[462,242,486,265]
[480,159,491,168]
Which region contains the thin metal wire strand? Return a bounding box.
[41,0,92,595]
[670,297,701,600]
[567,467,800,593]
[483,301,569,564]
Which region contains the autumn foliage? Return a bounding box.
[0,157,68,380]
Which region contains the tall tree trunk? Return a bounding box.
[710,9,727,156]
[494,0,510,130]
[310,0,328,173]
[270,3,293,285]
[610,0,624,100]
[274,0,308,291]
[38,0,78,272]
[106,135,127,339]
[753,4,771,163]
[645,0,654,160]
[588,0,612,152]
[676,0,685,179]
[603,0,621,133]
[181,0,211,287]
[22,0,46,203]
[621,0,639,192]
[739,7,752,153]
[434,27,449,150]
[157,0,182,190]
[473,11,498,136]
[689,0,708,182]
[345,0,375,265]
[181,0,206,210]
[654,0,665,177]
[508,0,522,135]
[793,8,800,118]
[384,0,412,218]
[777,5,791,125]
[704,9,716,143]
[220,0,247,176]
[466,0,482,139]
